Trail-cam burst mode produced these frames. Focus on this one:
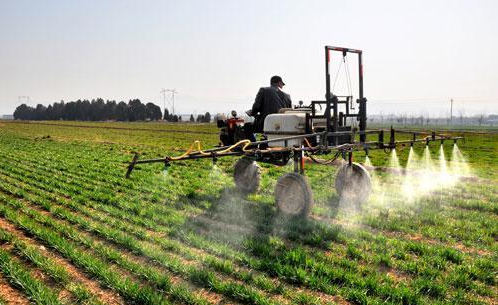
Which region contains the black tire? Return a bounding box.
[233,157,261,193]
[275,173,314,217]
[335,162,371,207]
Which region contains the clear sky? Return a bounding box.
[1,0,497,117]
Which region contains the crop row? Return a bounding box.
[1,131,495,304]
[3,133,495,253]
[0,165,364,304]
[0,156,492,302]
[0,150,492,276]
[0,243,62,305]
[0,187,298,305]
[0,229,104,304]
[0,134,492,255]
[6,160,493,292]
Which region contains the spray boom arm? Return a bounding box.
[125,128,463,177]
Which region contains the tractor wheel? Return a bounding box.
[335,162,371,207]
[275,173,314,217]
[233,157,261,193]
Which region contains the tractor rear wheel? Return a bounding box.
[335,162,371,207]
[275,173,313,217]
[233,157,261,193]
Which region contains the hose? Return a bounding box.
[217,140,252,153]
[169,139,252,160]
[169,140,211,160]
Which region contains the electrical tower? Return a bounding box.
[18,96,30,105]
[167,89,178,116]
[167,89,178,115]
[160,89,178,116]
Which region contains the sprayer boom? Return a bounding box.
[125,127,463,178]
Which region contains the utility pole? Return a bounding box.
[450,98,453,123]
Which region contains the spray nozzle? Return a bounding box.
[441,139,444,145]
[410,142,414,147]
[454,139,457,145]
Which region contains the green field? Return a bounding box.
[0,120,496,305]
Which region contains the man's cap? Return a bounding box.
[270,75,285,86]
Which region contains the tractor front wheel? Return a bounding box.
[335,162,371,208]
[275,173,314,217]
[233,157,261,193]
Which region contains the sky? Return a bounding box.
[1,0,497,117]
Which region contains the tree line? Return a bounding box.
[13,98,212,123]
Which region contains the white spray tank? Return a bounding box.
[263,109,308,147]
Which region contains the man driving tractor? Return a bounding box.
[217,75,292,145]
[248,75,292,132]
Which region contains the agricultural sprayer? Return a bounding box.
[126,46,464,217]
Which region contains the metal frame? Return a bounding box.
[324,46,367,145]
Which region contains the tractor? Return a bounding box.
[126,46,463,218]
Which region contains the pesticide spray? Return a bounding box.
[451,144,471,177]
[389,149,402,173]
[401,147,420,202]
[365,144,471,210]
[438,144,455,187]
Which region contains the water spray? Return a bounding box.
[451,143,471,177]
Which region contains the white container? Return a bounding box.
[263,113,306,147]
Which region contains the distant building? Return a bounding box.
[1,114,14,120]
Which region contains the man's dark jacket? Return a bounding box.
[251,86,292,132]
